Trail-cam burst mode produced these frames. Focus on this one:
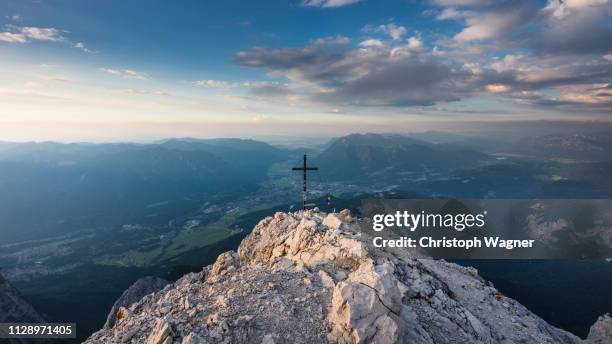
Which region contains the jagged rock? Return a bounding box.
[323,213,343,231]
[210,251,240,277]
[0,272,49,344]
[146,318,172,344]
[104,276,169,329]
[0,272,46,323]
[85,210,604,344]
[587,313,612,344]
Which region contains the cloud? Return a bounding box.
[432,0,491,5]
[248,83,294,98]
[450,2,538,42]
[362,23,407,40]
[328,59,469,106]
[74,42,94,53]
[0,31,27,43]
[359,39,384,48]
[99,68,151,80]
[39,75,73,82]
[0,26,66,43]
[486,83,511,93]
[231,1,612,115]
[111,88,170,96]
[523,0,612,55]
[234,34,478,106]
[194,80,240,89]
[6,14,22,22]
[300,0,362,8]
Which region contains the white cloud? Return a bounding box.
[0,26,65,43]
[194,80,240,89]
[436,8,474,20]
[359,39,384,48]
[486,84,512,93]
[99,68,150,80]
[363,23,407,40]
[0,31,27,43]
[300,0,362,8]
[454,7,532,41]
[74,42,94,53]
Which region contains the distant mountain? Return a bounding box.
[514,133,612,161]
[315,133,491,181]
[160,138,288,180]
[0,139,287,243]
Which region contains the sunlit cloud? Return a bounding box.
[0,26,66,43]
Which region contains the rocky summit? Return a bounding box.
[85,210,611,344]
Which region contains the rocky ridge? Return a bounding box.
[0,271,47,344]
[0,272,46,323]
[86,210,611,344]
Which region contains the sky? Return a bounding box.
[0,0,611,142]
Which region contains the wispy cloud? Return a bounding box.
[39,75,73,82]
[300,0,362,8]
[0,26,66,43]
[99,68,151,80]
[194,79,240,89]
[73,42,94,53]
[362,23,407,40]
[110,88,169,96]
[194,79,288,91]
[5,14,22,22]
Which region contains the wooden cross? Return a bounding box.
[292,154,318,210]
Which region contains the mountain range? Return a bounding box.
[315,133,492,181]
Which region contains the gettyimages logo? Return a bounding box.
[372,210,487,232]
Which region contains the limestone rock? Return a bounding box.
[147,319,171,344]
[104,276,169,329]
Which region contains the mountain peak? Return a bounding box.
[86,210,607,343]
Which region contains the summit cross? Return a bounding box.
[292,154,318,210]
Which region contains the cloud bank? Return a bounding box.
[232,0,612,115]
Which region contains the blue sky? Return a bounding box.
[0,0,611,141]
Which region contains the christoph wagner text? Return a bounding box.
[372,211,486,232]
[372,237,535,250]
